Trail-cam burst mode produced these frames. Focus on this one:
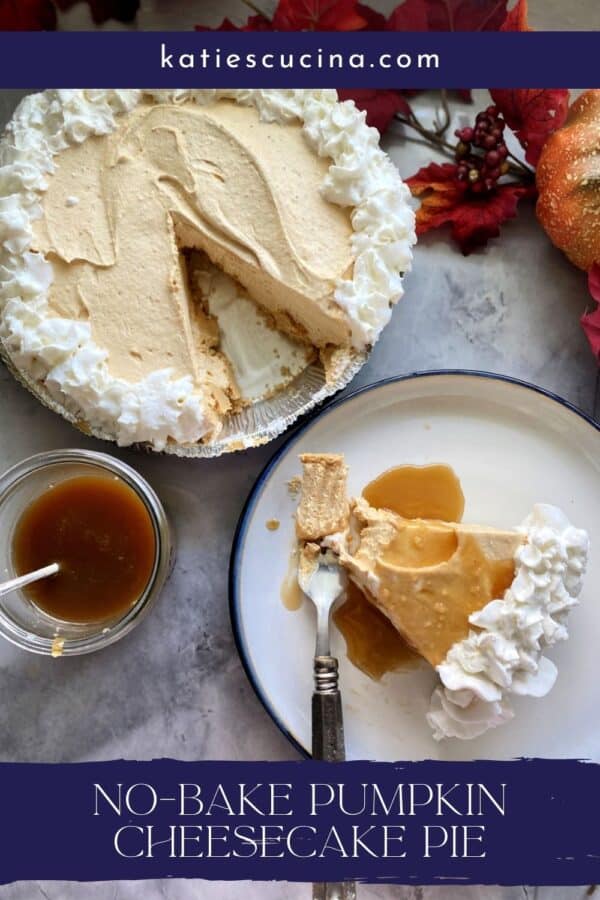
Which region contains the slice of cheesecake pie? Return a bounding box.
[295,453,589,740]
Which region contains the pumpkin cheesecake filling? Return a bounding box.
[294,453,589,740]
[30,100,354,437]
[342,501,522,668]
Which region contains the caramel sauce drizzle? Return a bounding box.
[334,464,465,680]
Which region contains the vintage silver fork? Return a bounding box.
[298,550,357,900]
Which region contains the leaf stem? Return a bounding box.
[394,98,535,184]
[435,89,451,136]
[395,113,455,155]
[506,149,535,176]
[401,133,456,158]
[240,0,271,19]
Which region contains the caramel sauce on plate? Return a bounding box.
[281,552,305,612]
[334,464,466,680]
[362,463,465,522]
[13,475,156,624]
[334,580,420,679]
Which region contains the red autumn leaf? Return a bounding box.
[194,18,239,32]
[581,306,600,360]
[0,0,56,29]
[197,0,369,32]
[424,0,508,31]
[407,161,534,254]
[590,264,600,305]
[56,0,139,24]
[272,0,368,30]
[386,0,429,30]
[338,89,411,131]
[501,0,531,31]
[356,2,386,27]
[407,162,463,222]
[387,0,525,31]
[490,88,569,166]
[581,264,600,361]
[195,14,272,32]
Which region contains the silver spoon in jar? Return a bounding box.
[0,563,59,599]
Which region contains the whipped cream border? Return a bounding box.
[426,503,589,741]
[0,89,415,450]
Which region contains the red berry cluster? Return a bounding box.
[454,105,510,194]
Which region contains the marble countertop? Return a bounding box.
[0,79,597,900]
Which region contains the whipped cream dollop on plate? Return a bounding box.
[427,504,589,740]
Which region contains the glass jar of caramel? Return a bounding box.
[0,449,173,656]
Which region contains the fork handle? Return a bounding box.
[313,883,356,899]
[312,656,345,762]
[312,657,356,899]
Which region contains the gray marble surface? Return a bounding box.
[0,77,598,900]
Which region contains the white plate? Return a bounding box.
[230,372,600,761]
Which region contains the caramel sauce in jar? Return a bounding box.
[12,475,156,624]
[334,464,465,680]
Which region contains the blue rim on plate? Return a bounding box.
[228,369,600,758]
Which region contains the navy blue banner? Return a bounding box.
[1,758,599,885]
[0,31,597,88]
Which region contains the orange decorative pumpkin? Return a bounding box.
[536,90,600,271]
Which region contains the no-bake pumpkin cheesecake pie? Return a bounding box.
[0,90,415,450]
[295,453,589,741]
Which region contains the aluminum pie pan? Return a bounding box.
[0,339,367,458]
